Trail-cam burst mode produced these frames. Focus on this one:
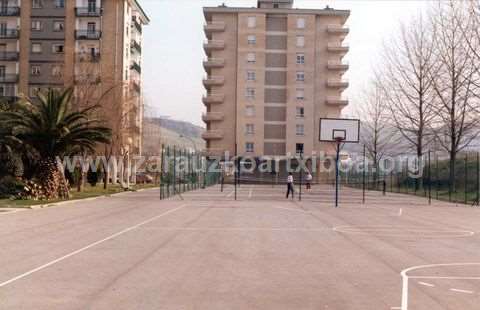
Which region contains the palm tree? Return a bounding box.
[0,88,112,199]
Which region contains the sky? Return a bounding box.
[139,0,430,126]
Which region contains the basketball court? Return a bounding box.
[1,184,480,309]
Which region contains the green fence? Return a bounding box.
[159,145,221,200]
[343,150,480,205]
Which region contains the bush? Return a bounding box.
[87,166,99,187]
[0,176,25,199]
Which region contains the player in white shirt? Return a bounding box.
[286,172,294,199]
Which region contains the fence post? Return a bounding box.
[234,143,237,201]
[160,144,164,200]
[435,152,439,200]
[476,152,480,206]
[428,150,431,205]
[465,153,468,204]
[362,144,366,204]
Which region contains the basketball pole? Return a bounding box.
[335,139,342,208]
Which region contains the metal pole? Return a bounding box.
[362,144,366,204]
[299,151,303,201]
[335,142,340,207]
[436,152,439,200]
[234,143,237,201]
[428,150,432,205]
[477,152,480,206]
[173,146,176,195]
[465,153,468,204]
[160,144,164,200]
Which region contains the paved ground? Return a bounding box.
[1,185,480,310]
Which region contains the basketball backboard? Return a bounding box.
[319,118,360,143]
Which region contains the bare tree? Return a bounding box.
[379,13,437,160]
[357,82,397,182]
[430,1,480,195]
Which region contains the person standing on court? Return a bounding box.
[305,171,312,190]
[286,172,294,199]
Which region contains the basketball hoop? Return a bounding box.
[319,118,361,208]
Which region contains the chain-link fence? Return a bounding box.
[342,149,480,206]
[159,145,221,200]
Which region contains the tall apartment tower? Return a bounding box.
[0,0,149,155]
[202,0,349,158]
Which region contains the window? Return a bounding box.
[246,106,255,117]
[247,52,256,64]
[296,143,304,155]
[246,124,254,135]
[31,21,42,31]
[296,107,304,118]
[247,16,256,28]
[55,0,64,8]
[52,44,64,53]
[246,88,255,99]
[247,34,256,45]
[31,43,42,53]
[247,71,256,81]
[296,53,305,65]
[32,0,42,9]
[297,18,305,29]
[53,21,64,32]
[296,124,305,136]
[296,71,305,82]
[87,22,96,33]
[296,36,305,47]
[273,3,279,8]
[296,89,305,100]
[51,65,63,77]
[31,65,41,76]
[246,143,254,153]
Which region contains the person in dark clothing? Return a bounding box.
[286,172,294,199]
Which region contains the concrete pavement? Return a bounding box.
[1,185,480,309]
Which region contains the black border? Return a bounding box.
[319,117,360,143]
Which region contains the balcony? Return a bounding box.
[76,52,101,62]
[203,40,225,52]
[327,43,349,54]
[202,130,224,140]
[203,58,225,69]
[327,61,349,71]
[204,148,225,157]
[325,98,349,106]
[204,22,226,34]
[0,29,19,39]
[131,61,141,73]
[132,17,142,33]
[75,7,102,17]
[326,79,349,89]
[327,25,350,36]
[75,30,102,40]
[202,112,225,122]
[0,51,18,61]
[0,7,20,16]
[0,74,18,83]
[131,40,142,54]
[203,76,224,87]
[202,93,225,105]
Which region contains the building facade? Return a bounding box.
[202,0,349,159]
[0,0,149,155]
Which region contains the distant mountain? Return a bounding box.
[143,117,205,154]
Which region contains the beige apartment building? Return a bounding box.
[202,0,349,159]
[0,0,149,155]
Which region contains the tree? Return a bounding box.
[358,82,398,183]
[380,13,437,160]
[429,1,480,197]
[0,88,112,199]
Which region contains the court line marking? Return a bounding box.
[0,204,187,288]
[333,226,475,238]
[418,281,435,287]
[139,227,329,231]
[270,206,310,214]
[226,190,235,198]
[248,187,253,199]
[400,262,480,310]
[449,288,474,294]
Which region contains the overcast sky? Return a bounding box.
[140,0,429,126]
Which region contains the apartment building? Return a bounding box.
[0,0,149,155]
[202,0,349,159]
